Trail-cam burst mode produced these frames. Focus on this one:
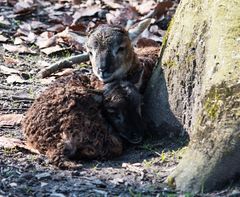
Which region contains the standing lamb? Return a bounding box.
[22,72,143,168]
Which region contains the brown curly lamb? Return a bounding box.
[22,72,143,168]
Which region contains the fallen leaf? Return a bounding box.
[61,13,73,26]
[143,1,174,19]
[137,0,156,15]
[20,32,37,43]
[30,21,49,30]
[0,114,23,127]
[106,6,138,27]
[0,136,39,154]
[72,0,81,5]
[102,0,123,9]
[52,3,66,11]
[136,37,160,47]
[0,16,11,27]
[6,74,27,84]
[14,37,24,45]
[40,45,66,55]
[47,24,65,32]
[0,34,8,42]
[36,32,56,49]
[54,68,75,77]
[16,23,31,36]
[3,44,36,54]
[69,23,87,33]
[56,28,86,50]
[38,77,56,85]
[0,136,24,148]
[72,5,101,25]
[0,65,20,75]
[14,0,36,15]
[6,0,18,6]
[3,56,21,65]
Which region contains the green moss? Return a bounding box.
[204,82,234,119]
[163,60,176,68]
[167,176,176,188]
[186,54,195,65]
[162,17,175,48]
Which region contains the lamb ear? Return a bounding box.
[128,18,153,42]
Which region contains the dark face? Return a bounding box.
[103,81,144,144]
[86,25,135,83]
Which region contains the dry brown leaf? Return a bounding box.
[3,44,36,54]
[6,0,18,6]
[72,5,101,24]
[62,13,73,26]
[36,32,56,49]
[0,136,24,149]
[52,3,66,11]
[0,34,8,42]
[3,56,21,65]
[57,28,86,44]
[143,1,174,19]
[137,0,156,15]
[0,16,10,27]
[47,24,65,32]
[0,136,39,154]
[0,114,23,127]
[40,45,66,55]
[7,74,27,84]
[102,0,123,9]
[56,28,86,50]
[14,37,24,45]
[19,32,37,43]
[30,21,49,30]
[14,0,36,15]
[153,1,174,18]
[54,68,75,77]
[69,23,87,33]
[0,65,20,75]
[136,38,160,48]
[106,6,139,27]
[16,23,31,36]
[38,76,56,85]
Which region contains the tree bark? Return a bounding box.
[144,0,240,193]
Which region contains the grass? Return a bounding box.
[3,147,18,155]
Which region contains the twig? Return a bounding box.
[38,53,89,78]
[11,95,35,101]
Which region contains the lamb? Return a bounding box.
[22,71,143,168]
[86,24,159,93]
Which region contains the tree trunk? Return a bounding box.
[144,0,240,193]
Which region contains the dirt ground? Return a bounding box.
[1,0,240,196]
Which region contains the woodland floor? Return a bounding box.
[0,0,240,196]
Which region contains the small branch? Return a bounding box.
[38,53,89,78]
